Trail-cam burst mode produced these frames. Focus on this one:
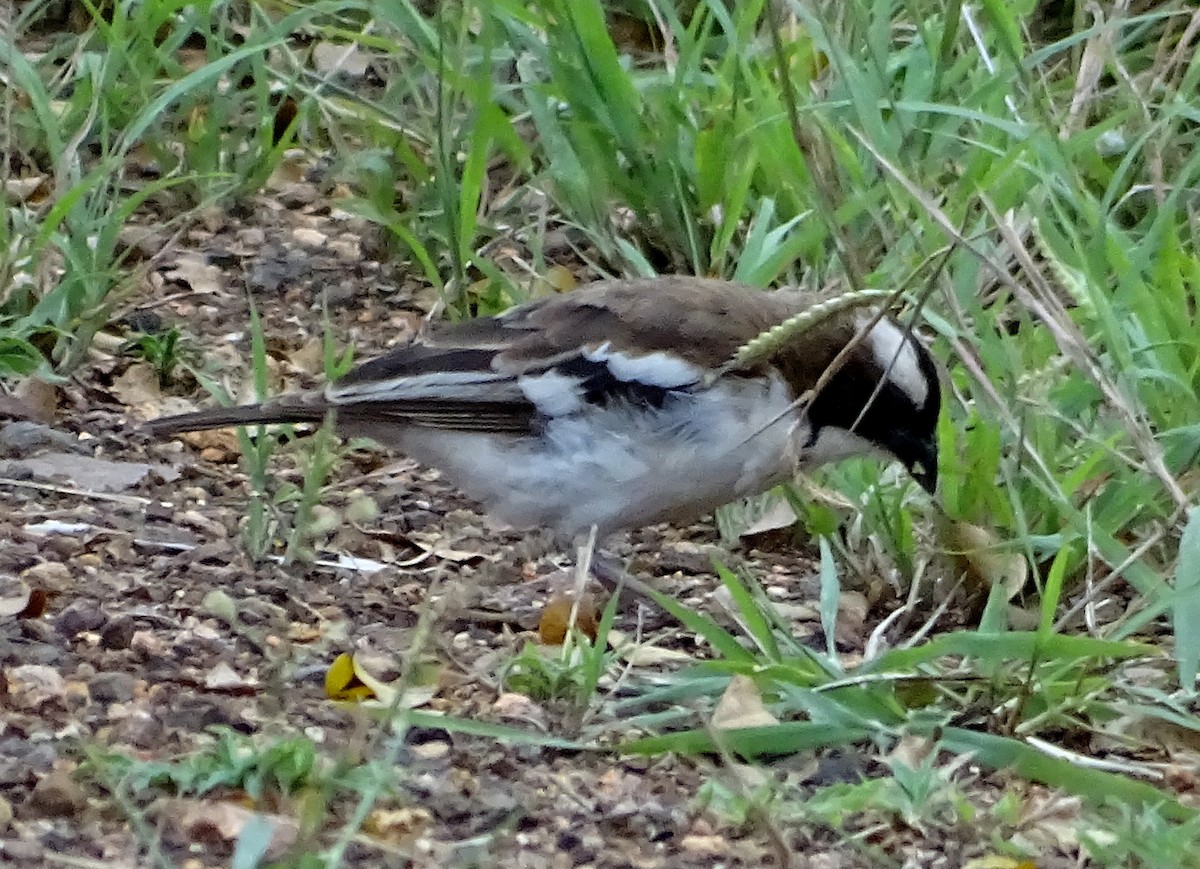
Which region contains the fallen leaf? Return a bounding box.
[170,799,298,859]
[164,252,224,295]
[288,336,325,376]
[22,520,94,537]
[740,495,799,537]
[324,653,438,709]
[312,41,371,76]
[607,629,694,665]
[542,265,577,293]
[835,590,869,648]
[363,806,432,845]
[324,652,375,702]
[286,623,322,643]
[888,734,936,769]
[14,377,58,424]
[538,593,599,644]
[962,859,1035,869]
[710,674,779,730]
[679,832,729,858]
[491,692,548,728]
[110,363,163,409]
[4,175,49,203]
[941,519,1029,600]
[178,427,240,460]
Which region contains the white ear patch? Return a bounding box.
[583,342,701,388]
[862,317,929,408]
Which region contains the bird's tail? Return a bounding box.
[142,395,331,437]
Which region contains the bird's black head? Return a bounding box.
[806,317,942,493]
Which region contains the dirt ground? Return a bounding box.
[0,175,1023,869]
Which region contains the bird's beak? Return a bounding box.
[906,436,939,494]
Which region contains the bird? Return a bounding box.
[144,277,941,549]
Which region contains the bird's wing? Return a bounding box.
[326,278,804,430]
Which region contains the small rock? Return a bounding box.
[4,664,66,709]
[130,630,169,659]
[112,709,163,749]
[293,227,327,246]
[0,793,13,827]
[279,184,318,209]
[27,769,86,817]
[100,616,137,650]
[55,601,106,638]
[408,741,450,761]
[0,422,83,457]
[89,671,138,704]
[23,561,72,588]
[0,839,42,862]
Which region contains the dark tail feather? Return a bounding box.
[143,401,330,437]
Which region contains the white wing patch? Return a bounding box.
[327,371,518,404]
[518,370,585,416]
[583,342,702,388]
[862,317,929,408]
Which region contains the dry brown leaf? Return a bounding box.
[835,590,869,648]
[363,806,431,845]
[312,41,371,76]
[288,336,326,376]
[941,518,1029,600]
[171,799,298,859]
[739,496,799,537]
[181,427,241,461]
[286,622,322,643]
[710,674,779,730]
[679,832,729,858]
[4,175,49,203]
[266,155,311,190]
[888,734,936,769]
[111,363,163,408]
[607,629,693,665]
[538,593,599,644]
[14,377,59,424]
[164,252,224,295]
[491,692,548,728]
[963,859,1038,869]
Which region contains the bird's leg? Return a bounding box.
[555,529,663,617]
[561,525,599,635]
[590,549,666,616]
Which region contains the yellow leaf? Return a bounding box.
[324,653,375,702]
[325,653,439,710]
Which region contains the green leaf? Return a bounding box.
[1174,507,1200,690]
[231,813,275,869]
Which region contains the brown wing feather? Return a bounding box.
[146,278,847,440]
[493,278,810,373]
